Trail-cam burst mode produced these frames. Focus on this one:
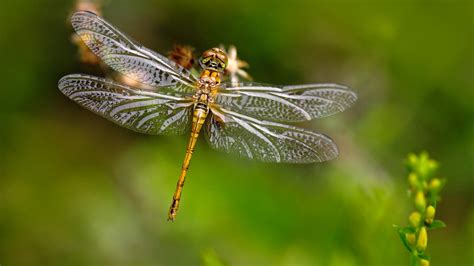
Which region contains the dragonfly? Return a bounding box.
[59,11,357,221]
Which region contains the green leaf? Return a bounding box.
[428,220,446,229]
[418,253,431,260]
[396,226,416,234]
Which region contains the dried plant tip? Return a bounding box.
[168,45,195,69]
[220,45,252,83]
[69,1,103,65]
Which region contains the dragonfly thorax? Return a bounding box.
[198,69,221,87]
[193,84,216,104]
[195,68,222,104]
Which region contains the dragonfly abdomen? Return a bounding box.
[168,102,209,221]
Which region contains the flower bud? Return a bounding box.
[420,259,430,266]
[407,153,418,166]
[415,191,426,211]
[409,212,421,227]
[429,178,441,191]
[427,160,438,172]
[417,227,428,251]
[425,206,436,224]
[408,173,418,188]
[406,233,416,246]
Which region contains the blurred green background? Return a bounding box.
[0,0,472,265]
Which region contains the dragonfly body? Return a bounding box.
[59,11,357,221]
[169,48,227,220]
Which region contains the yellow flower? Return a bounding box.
[429,178,441,191]
[425,206,436,224]
[420,259,430,266]
[417,227,428,251]
[406,233,416,246]
[409,212,421,227]
[415,191,426,211]
[408,173,418,188]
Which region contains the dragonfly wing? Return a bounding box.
[71,11,197,89]
[215,82,357,122]
[204,107,338,163]
[58,74,194,135]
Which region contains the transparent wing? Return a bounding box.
[205,107,339,163]
[215,82,357,122]
[71,11,197,89]
[58,74,194,135]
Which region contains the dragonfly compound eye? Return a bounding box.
[199,48,228,73]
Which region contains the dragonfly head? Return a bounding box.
[199,47,228,73]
